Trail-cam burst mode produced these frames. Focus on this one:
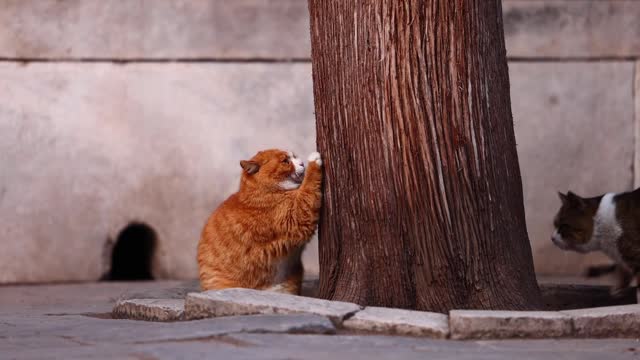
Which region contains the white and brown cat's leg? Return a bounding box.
[636,274,640,304]
[610,265,633,297]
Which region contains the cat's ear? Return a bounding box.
[240,160,260,175]
[567,191,586,208]
[558,192,568,204]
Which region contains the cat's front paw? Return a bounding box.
[308,152,322,166]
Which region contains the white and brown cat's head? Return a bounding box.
[239,149,305,190]
[551,191,600,253]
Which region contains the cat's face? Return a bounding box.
[551,192,597,253]
[240,149,305,190]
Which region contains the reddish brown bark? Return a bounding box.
[307,0,542,312]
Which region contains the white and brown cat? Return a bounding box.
[552,190,640,297]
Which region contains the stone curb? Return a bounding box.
[112,299,185,322]
[342,306,449,338]
[561,304,640,338]
[184,288,362,326]
[113,288,640,340]
[449,310,572,340]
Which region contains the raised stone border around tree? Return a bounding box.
[449,310,572,340]
[342,306,449,338]
[184,288,362,326]
[112,299,185,322]
[113,286,640,340]
[561,304,640,338]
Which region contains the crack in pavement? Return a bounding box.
[132,333,255,347]
[59,335,93,346]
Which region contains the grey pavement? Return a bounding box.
[1,281,640,360]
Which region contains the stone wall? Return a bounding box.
[1,0,638,283]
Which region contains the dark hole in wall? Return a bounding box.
[107,223,156,281]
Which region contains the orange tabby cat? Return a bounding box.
[197,149,322,295]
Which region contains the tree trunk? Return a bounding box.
[308,0,543,312]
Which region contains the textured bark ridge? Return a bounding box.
[308,0,543,312]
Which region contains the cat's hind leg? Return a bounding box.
[266,261,303,295]
[610,265,633,297]
[636,274,640,304]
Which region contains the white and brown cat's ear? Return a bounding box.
[567,191,584,204]
[558,192,568,204]
[559,190,586,208]
[240,160,260,175]
[558,191,582,203]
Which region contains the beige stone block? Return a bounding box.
[449,310,572,340]
[342,307,449,338]
[184,288,362,325]
[0,0,310,59]
[562,304,640,338]
[504,1,640,58]
[0,62,317,283]
[510,61,635,275]
[112,299,185,322]
[2,1,640,60]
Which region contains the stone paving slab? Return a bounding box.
[3,1,639,60]
[0,0,311,59]
[503,1,640,58]
[0,280,185,316]
[216,334,640,360]
[0,313,335,345]
[342,306,449,338]
[449,310,572,340]
[112,299,185,322]
[6,333,640,360]
[562,304,640,338]
[185,288,362,325]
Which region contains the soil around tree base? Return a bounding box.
[540,283,636,311]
